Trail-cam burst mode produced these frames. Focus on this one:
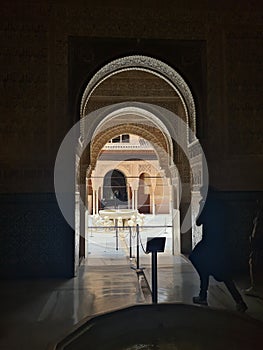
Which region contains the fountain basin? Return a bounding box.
[54,303,263,350]
[99,209,138,220]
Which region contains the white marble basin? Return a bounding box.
[99,209,138,220]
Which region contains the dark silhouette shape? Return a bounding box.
[103,169,128,209]
[245,200,263,297]
[189,188,248,312]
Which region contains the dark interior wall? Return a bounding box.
[68,37,206,128]
[0,193,74,278]
[0,1,262,277]
[218,191,263,275]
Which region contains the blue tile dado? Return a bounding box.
[0,193,74,278]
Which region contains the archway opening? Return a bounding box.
[103,169,128,209]
[85,129,176,259]
[74,55,205,269]
[138,173,151,214]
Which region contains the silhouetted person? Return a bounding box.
[245,200,263,297]
[189,188,248,312]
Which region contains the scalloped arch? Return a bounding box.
[91,123,169,175]
[80,55,196,134]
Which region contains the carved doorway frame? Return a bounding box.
[76,55,203,268]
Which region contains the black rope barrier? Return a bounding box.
[87,225,172,229]
[139,233,148,254]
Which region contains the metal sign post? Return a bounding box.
[131,224,144,272]
[115,226,118,250]
[136,224,140,270]
[129,226,134,259]
[146,237,166,303]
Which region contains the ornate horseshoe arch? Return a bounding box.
[80,55,196,139]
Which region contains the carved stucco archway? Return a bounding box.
[75,57,203,262]
[80,55,196,141]
[90,123,170,177]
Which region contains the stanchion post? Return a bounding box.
[152,251,158,303]
[129,226,132,259]
[136,224,140,269]
[131,224,143,271]
[146,237,166,304]
[115,226,118,250]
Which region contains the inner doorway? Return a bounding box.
[74,55,205,270]
[138,173,151,214]
[84,119,178,260]
[103,169,128,209]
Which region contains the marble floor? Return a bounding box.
[1,214,263,350]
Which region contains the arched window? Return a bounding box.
[138,173,151,214]
[103,169,128,208]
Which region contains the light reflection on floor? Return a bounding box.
[1,214,262,350]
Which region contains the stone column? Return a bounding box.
[134,189,138,210]
[169,183,173,215]
[150,175,157,215]
[152,190,156,215]
[92,189,96,215]
[169,165,181,255]
[91,172,103,216]
[95,189,99,215]
[130,178,139,211]
[127,183,131,209]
